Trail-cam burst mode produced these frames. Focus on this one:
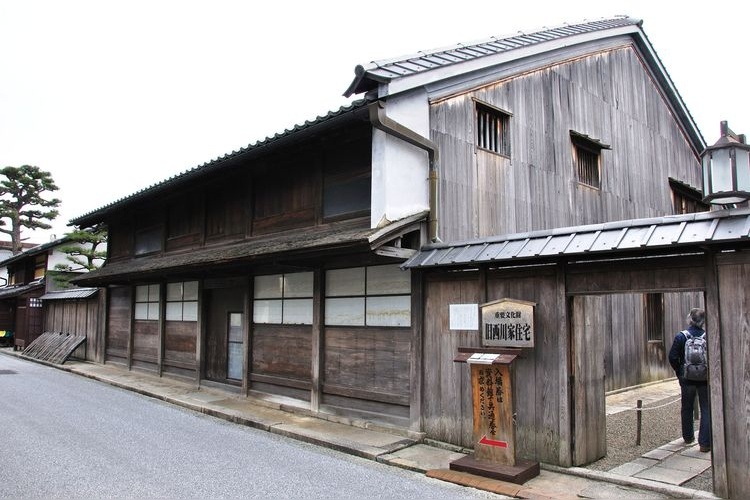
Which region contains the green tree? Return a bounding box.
[0,165,61,254]
[53,226,107,274]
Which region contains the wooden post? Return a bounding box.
[636,399,642,446]
[310,269,323,412]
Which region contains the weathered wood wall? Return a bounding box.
[420,257,709,466]
[421,267,568,464]
[43,293,103,362]
[132,320,158,372]
[431,45,701,242]
[322,326,411,422]
[712,253,750,498]
[106,286,130,365]
[163,321,197,378]
[251,324,311,399]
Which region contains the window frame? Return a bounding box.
[644,292,664,343]
[134,284,160,321]
[324,265,411,327]
[253,272,314,325]
[475,101,511,157]
[571,131,610,190]
[165,281,199,322]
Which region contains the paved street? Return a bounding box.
[0,355,499,500]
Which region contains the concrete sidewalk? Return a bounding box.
[1,349,719,499]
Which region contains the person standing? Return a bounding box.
[669,307,711,452]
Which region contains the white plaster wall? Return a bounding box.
[47,248,70,270]
[371,89,430,228]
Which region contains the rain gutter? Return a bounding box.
[368,101,441,242]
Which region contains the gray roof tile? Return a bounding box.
[345,16,642,96]
[403,208,750,269]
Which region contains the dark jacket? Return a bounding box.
[668,325,707,385]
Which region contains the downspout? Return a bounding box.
[368,101,441,243]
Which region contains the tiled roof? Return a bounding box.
[0,235,72,267]
[70,98,373,227]
[344,16,642,96]
[403,208,750,269]
[0,282,44,299]
[39,288,98,300]
[73,211,427,286]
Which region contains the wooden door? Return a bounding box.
[204,287,244,383]
[571,295,606,465]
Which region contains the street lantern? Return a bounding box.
[701,121,750,205]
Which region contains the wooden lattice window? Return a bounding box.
[572,132,609,189]
[644,293,664,342]
[476,103,511,156]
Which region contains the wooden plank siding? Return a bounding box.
[106,286,131,365]
[714,253,750,498]
[419,258,710,466]
[163,321,198,377]
[486,268,562,464]
[252,324,311,384]
[431,46,701,242]
[421,270,481,447]
[322,326,411,421]
[42,293,103,363]
[132,320,159,372]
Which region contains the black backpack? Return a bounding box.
[682,330,708,382]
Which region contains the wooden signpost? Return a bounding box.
[451,298,540,484]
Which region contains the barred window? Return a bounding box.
[476,103,511,156]
[572,132,609,189]
[644,293,664,342]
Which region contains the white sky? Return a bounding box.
[2,1,749,243]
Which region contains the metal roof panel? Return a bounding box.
[713,217,750,240]
[676,220,716,243]
[403,209,750,269]
[496,239,529,259]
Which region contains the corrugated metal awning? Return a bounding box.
[39,288,98,300]
[403,208,750,269]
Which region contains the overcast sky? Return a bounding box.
[2,1,749,244]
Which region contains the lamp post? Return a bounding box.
[701,121,750,206]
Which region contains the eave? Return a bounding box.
[73,212,427,286]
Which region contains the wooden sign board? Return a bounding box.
[469,361,514,465]
[481,298,536,348]
[450,350,540,484]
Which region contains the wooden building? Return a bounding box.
[0,236,102,358]
[70,16,750,497]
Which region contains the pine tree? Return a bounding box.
[53,227,107,287]
[0,165,61,254]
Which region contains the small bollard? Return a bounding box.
[636,399,643,446]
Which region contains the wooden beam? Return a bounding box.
[706,250,728,498]
[409,269,423,432]
[195,281,204,387]
[242,278,251,396]
[127,285,134,370]
[157,283,165,376]
[310,268,323,412]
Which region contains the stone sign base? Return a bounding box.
[449,456,540,484]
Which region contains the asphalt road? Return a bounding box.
[0,355,499,500]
